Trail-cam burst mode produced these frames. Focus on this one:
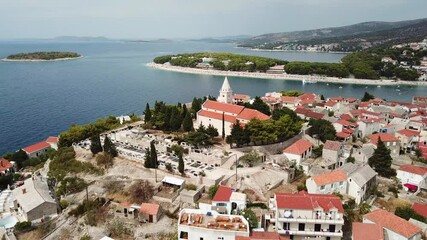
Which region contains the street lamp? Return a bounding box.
[235,154,238,183]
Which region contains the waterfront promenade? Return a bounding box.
[147,62,427,86]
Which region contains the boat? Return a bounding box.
[339,86,343,89]
[302,79,317,84]
[377,85,381,88]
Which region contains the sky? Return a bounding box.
[0,0,426,39]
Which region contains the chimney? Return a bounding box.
[22,188,26,194]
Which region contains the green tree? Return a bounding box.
[222,112,226,140]
[320,95,325,101]
[11,149,29,169]
[239,150,261,167]
[312,145,324,158]
[184,131,214,148]
[307,119,336,142]
[178,152,184,175]
[395,206,426,223]
[244,96,271,115]
[169,106,183,131]
[361,92,375,102]
[182,112,193,132]
[208,185,219,199]
[103,136,118,157]
[368,137,396,177]
[206,124,219,138]
[243,209,258,229]
[150,141,158,168]
[191,97,202,117]
[144,103,152,123]
[90,134,102,155]
[144,147,151,168]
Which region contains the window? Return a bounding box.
[218,238,224,240]
[216,203,227,207]
[315,224,321,232]
[283,222,290,230]
[320,185,325,190]
[339,181,343,186]
[179,231,188,239]
[200,238,203,240]
[298,223,305,231]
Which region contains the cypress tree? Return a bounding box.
[144,103,152,123]
[178,152,184,175]
[182,111,193,132]
[144,147,151,168]
[103,136,118,157]
[90,134,103,155]
[150,141,158,168]
[169,106,183,131]
[320,95,325,101]
[368,137,395,177]
[222,112,225,140]
[182,104,188,119]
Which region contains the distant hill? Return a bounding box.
[188,35,252,43]
[53,36,113,42]
[239,18,427,51]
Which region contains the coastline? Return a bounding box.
[146,62,427,87]
[1,56,83,62]
[237,47,351,54]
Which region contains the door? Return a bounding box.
[149,215,153,223]
[329,224,336,232]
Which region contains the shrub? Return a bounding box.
[107,219,133,239]
[130,180,154,203]
[247,202,267,209]
[60,199,69,209]
[14,221,32,232]
[80,235,92,240]
[185,184,197,191]
[103,181,125,194]
[208,185,219,199]
[165,163,173,172]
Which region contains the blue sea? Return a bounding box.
[0,40,426,154]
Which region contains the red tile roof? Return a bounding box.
[203,100,244,115]
[352,222,384,240]
[236,232,289,240]
[212,185,233,202]
[281,96,298,103]
[358,102,371,108]
[336,132,351,139]
[312,170,347,186]
[283,139,313,155]
[399,165,427,176]
[335,119,358,128]
[367,133,398,145]
[412,203,427,218]
[295,107,310,115]
[198,110,236,123]
[237,108,270,121]
[299,99,316,106]
[305,111,324,119]
[23,141,50,154]
[139,203,160,215]
[276,191,344,212]
[325,101,338,107]
[340,114,353,121]
[324,140,342,151]
[396,129,420,138]
[233,94,250,100]
[363,209,421,238]
[45,136,59,143]
[0,158,13,172]
[299,93,316,100]
[347,98,358,103]
[329,97,344,102]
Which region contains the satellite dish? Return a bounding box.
[284,211,292,218]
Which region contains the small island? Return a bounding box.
[2,51,82,62]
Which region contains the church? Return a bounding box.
[196,77,270,136]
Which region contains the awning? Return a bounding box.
[404,183,418,191]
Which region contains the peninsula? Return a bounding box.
[149,50,427,86]
[2,51,82,62]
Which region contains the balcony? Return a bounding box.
[277,216,344,225]
[277,229,343,237]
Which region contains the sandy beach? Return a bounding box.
[147,62,427,87]
[1,56,83,62]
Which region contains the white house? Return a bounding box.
[357,119,382,138]
[366,133,400,156]
[283,139,313,166]
[211,185,246,215]
[322,140,344,169]
[397,165,427,191]
[346,164,377,204]
[306,170,348,195]
[363,209,422,240]
[22,141,51,158]
[272,191,344,240]
[12,176,58,223]
[178,208,249,240]
[45,136,59,150]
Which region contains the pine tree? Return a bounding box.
[182,104,188,119]
[368,137,396,177]
[191,97,202,118]
[144,103,152,123]
[103,136,118,157]
[361,92,375,102]
[150,141,158,168]
[144,147,151,168]
[169,106,183,131]
[182,112,193,132]
[90,134,102,155]
[178,152,184,175]
[320,95,325,101]
[206,124,219,138]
